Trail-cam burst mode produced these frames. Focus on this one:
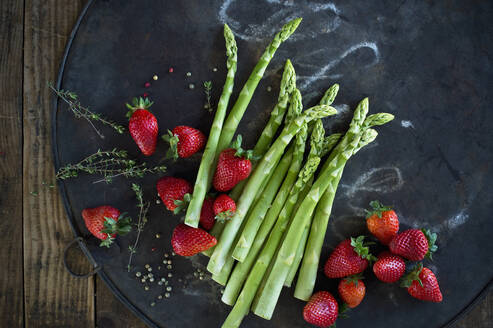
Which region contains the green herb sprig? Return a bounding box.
[127,183,150,271]
[55,149,166,183]
[49,83,125,138]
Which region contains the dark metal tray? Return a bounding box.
[53,1,493,327]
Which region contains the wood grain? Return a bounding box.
[22,0,93,326]
[0,0,25,327]
[454,290,493,328]
[96,277,147,328]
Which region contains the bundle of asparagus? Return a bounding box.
[180,18,394,328]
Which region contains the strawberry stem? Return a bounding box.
[215,210,235,222]
[350,236,377,262]
[173,193,192,214]
[125,97,154,119]
[230,135,260,161]
[365,200,392,219]
[422,228,438,260]
[162,130,180,161]
[400,263,424,288]
[343,274,364,286]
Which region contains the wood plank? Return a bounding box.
[0,0,25,326]
[23,0,94,326]
[454,291,493,328]
[96,276,147,328]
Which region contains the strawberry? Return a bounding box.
[162,126,206,160]
[303,291,338,328]
[126,97,158,156]
[373,251,406,283]
[199,197,215,231]
[213,194,236,221]
[389,229,438,261]
[81,206,131,247]
[171,223,217,256]
[213,135,254,192]
[401,264,443,302]
[156,177,192,214]
[338,275,366,308]
[324,236,376,278]
[365,200,399,245]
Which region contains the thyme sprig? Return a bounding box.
[203,81,213,112]
[55,149,166,183]
[49,82,125,138]
[127,183,150,272]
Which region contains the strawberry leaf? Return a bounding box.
[338,302,351,319]
[99,235,115,248]
[173,193,191,214]
[230,134,260,161]
[350,236,377,262]
[162,130,179,161]
[400,263,423,288]
[101,214,132,236]
[126,97,154,119]
[365,200,392,219]
[422,228,438,260]
[215,210,235,222]
[344,274,365,286]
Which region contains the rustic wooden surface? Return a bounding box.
[0,1,491,327]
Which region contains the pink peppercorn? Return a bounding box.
[168,67,174,73]
[144,82,151,88]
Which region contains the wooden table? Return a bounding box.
[0,1,491,327]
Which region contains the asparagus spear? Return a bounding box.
[221,174,315,328]
[251,99,372,319]
[221,129,331,306]
[215,18,302,161]
[212,251,236,285]
[207,103,337,275]
[185,25,238,228]
[229,60,296,200]
[213,93,302,276]
[294,112,395,300]
[221,112,339,306]
[232,90,305,261]
[253,111,394,319]
[213,143,295,287]
[202,220,225,257]
[284,219,310,287]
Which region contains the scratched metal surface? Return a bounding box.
[53,0,493,327]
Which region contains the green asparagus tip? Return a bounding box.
[359,128,378,146]
[279,17,303,42]
[279,60,297,99]
[320,83,340,106]
[363,113,395,128]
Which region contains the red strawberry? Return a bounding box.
[157,177,192,213]
[365,200,399,245]
[171,223,217,256]
[199,197,215,231]
[213,194,236,221]
[303,291,338,328]
[373,251,406,283]
[81,206,131,247]
[389,229,438,261]
[324,236,376,278]
[213,135,254,192]
[401,264,443,302]
[163,126,206,160]
[338,275,366,308]
[126,97,158,156]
